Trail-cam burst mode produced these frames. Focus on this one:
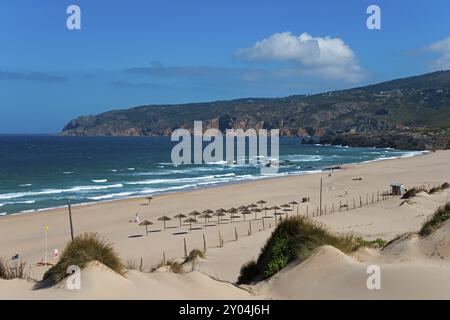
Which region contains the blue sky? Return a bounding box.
[1,0,449,133]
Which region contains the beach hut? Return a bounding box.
[139,220,153,235]
[391,182,406,196]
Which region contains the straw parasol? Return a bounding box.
[203,209,214,214]
[213,211,226,225]
[256,200,267,210]
[238,205,247,211]
[280,203,291,210]
[228,208,238,223]
[189,210,201,218]
[139,220,153,235]
[289,201,299,211]
[145,196,153,205]
[241,209,252,221]
[251,208,262,220]
[262,206,271,217]
[247,203,258,209]
[157,215,172,231]
[199,213,213,228]
[270,205,281,215]
[184,217,198,233]
[173,213,187,227]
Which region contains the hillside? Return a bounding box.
[60,71,450,149]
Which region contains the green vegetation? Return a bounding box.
[402,186,428,199]
[237,216,358,284]
[355,237,387,249]
[151,260,184,274]
[419,202,450,237]
[43,232,125,284]
[429,186,442,194]
[61,71,450,151]
[184,249,205,263]
[0,258,28,280]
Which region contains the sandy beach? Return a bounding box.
[2,150,450,299]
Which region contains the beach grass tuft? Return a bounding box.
[355,237,387,248]
[151,259,184,273]
[419,202,450,237]
[401,186,428,199]
[184,249,205,263]
[43,232,125,284]
[0,258,28,280]
[237,216,358,284]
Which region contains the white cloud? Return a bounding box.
[235,32,365,82]
[424,36,450,70]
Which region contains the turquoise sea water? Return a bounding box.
[0,135,423,215]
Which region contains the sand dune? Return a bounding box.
[1,151,450,299]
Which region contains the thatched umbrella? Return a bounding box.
[139,220,153,235]
[262,206,271,217]
[238,205,247,211]
[247,203,258,209]
[188,210,201,219]
[270,205,281,215]
[256,200,267,210]
[241,209,252,221]
[145,196,153,205]
[213,211,226,225]
[184,217,198,233]
[289,201,299,211]
[280,203,291,210]
[157,215,172,231]
[199,213,213,228]
[173,213,187,227]
[251,208,262,220]
[228,208,238,223]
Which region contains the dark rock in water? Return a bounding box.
[280,160,296,166]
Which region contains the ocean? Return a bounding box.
[0,135,423,216]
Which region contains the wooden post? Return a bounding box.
[359,196,362,208]
[203,234,207,253]
[319,178,323,216]
[183,238,187,259]
[262,218,265,230]
[249,221,252,236]
[306,205,309,218]
[372,193,374,204]
[140,257,143,272]
[67,200,74,241]
[218,230,222,247]
[163,251,166,265]
[346,200,349,211]
[235,227,238,241]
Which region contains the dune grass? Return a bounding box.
[151,259,184,273]
[355,237,387,249]
[43,232,125,284]
[0,258,28,280]
[238,216,358,284]
[419,202,450,237]
[401,186,428,199]
[184,249,205,263]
